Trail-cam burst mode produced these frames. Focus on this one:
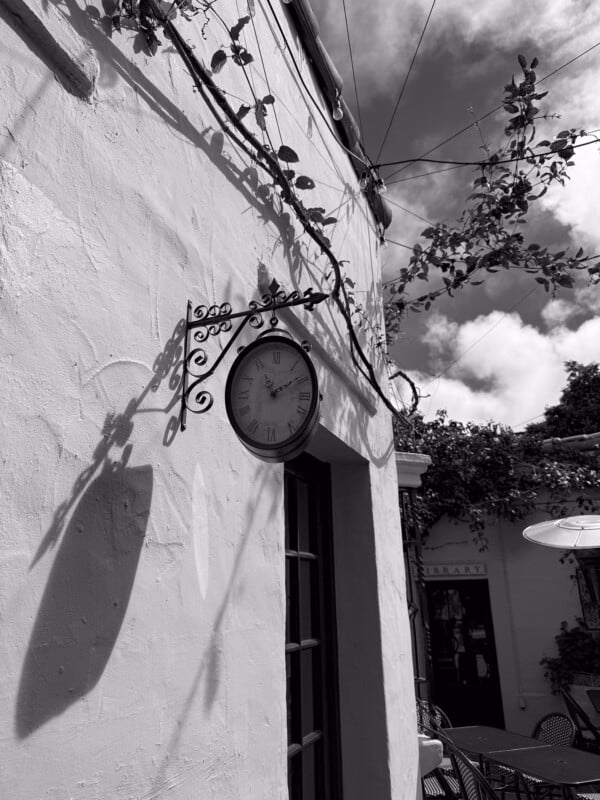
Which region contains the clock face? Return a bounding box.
[225,335,319,460]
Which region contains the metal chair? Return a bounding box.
[423,767,462,800]
[494,714,577,799]
[560,688,600,754]
[531,712,576,747]
[434,732,534,800]
[417,698,453,732]
[586,689,600,715]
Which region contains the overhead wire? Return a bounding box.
[425,285,539,385]
[375,0,437,162]
[261,0,371,169]
[382,37,600,182]
[388,163,465,185]
[341,0,364,138]
[384,196,434,225]
[375,135,600,170]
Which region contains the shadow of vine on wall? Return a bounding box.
[16,319,186,738]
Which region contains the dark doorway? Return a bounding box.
[285,454,342,800]
[426,579,504,727]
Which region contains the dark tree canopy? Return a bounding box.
[527,361,600,438]
[395,365,600,541]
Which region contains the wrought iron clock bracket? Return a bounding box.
[180,279,329,431]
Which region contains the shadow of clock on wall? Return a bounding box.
[15,461,153,738]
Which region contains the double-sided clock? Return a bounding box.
[225,333,320,462]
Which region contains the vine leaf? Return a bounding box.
[263,94,275,105]
[307,207,326,223]
[230,15,250,41]
[230,45,253,66]
[295,176,315,190]
[256,184,272,201]
[255,100,268,131]
[282,169,295,180]
[236,104,251,120]
[277,145,299,163]
[322,216,338,225]
[211,49,227,73]
[241,166,259,190]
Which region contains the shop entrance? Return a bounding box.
[426,579,504,727]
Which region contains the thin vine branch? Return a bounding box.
[140,0,407,418]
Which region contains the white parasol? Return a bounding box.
[522,515,600,550]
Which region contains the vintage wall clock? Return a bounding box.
[225,332,320,462]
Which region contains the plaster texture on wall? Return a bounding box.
[423,510,585,734]
[0,3,416,798]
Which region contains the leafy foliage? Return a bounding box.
[540,620,600,692]
[395,401,600,541]
[385,55,600,340]
[527,362,600,438]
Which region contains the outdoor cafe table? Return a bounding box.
[444,726,600,799]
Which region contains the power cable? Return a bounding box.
[384,196,434,225]
[383,38,600,182]
[513,412,546,430]
[387,164,465,186]
[249,15,286,147]
[375,135,600,170]
[384,237,414,251]
[425,285,539,385]
[341,0,364,138]
[261,0,371,169]
[375,0,437,162]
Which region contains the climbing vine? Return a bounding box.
[384,55,600,339]
[394,406,599,544]
[106,0,417,415]
[106,1,598,420]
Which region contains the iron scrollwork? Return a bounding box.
[180,280,329,431]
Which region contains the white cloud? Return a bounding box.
[541,282,600,329]
[401,309,600,427]
[541,298,579,327]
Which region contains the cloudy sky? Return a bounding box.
[310,0,600,428]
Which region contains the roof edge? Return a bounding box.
[285,0,392,231]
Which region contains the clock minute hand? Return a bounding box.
[273,376,300,395]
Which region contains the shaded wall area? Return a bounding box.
[17,462,152,737]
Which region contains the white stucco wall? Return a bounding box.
[0,1,418,798]
[422,511,585,734]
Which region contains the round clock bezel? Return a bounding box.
[224,333,320,462]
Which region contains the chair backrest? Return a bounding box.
[560,687,600,745]
[587,689,600,714]
[435,733,503,800]
[531,712,576,747]
[417,699,452,732]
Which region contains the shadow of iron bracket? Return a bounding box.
[180,279,329,431]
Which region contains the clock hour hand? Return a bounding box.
[264,373,276,394]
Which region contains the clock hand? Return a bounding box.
[264,373,276,393]
[273,376,301,395]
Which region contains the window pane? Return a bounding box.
[285,474,297,551]
[302,742,317,800]
[299,559,318,641]
[301,648,316,737]
[287,652,301,745]
[287,557,299,645]
[296,479,312,553]
[286,558,292,644]
[288,751,301,800]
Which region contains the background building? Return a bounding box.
[403,435,600,736]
